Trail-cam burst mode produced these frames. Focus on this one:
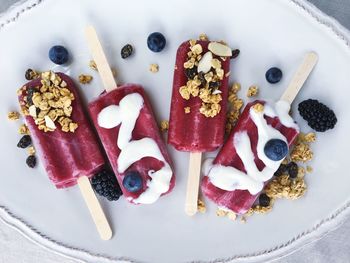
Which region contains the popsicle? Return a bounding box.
[168,39,231,215]
[201,52,318,214]
[86,26,175,204]
[18,71,112,239]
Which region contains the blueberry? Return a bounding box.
[264,139,288,161]
[147,32,166,52]
[49,45,69,65]
[122,171,143,192]
[266,67,283,84]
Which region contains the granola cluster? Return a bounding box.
[7,111,20,121]
[247,85,259,97]
[78,74,93,84]
[18,71,78,133]
[290,132,315,162]
[243,132,316,219]
[179,37,230,118]
[226,82,244,133]
[197,199,207,213]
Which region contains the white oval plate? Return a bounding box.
[1,0,350,262]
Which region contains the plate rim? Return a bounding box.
[0,0,350,262]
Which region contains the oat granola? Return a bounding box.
[17,71,78,133]
[7,111,20,120]
[78,74,93,84]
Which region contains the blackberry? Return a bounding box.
[17,135,32,148]
[121,44,133,59]
[259,193,270,207]
[287,162,298,179]
[185,66,197,80]
[91,169,123,201]
[298,99,337,132]
[26,155,36,168]
[274,164,288,177]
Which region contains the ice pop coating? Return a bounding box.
[201,100,300,214]
[88,85,175,204]
[17,71,105,188]
[168,40,230,152]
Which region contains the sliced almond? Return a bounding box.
[212,90,222,95]
[29,105,37,117]
[208,42,232,57]
[44,116,56,130]
[197,51,213,74]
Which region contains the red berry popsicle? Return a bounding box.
[18,71,112,240]
[168,38,232,215]
[201,52,318,214]
[85,26,175,204]
[18,72,105,188]
[168,40,230,152]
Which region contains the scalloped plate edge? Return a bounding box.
[0,0,350,262]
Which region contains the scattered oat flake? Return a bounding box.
[184,107,191,114]
[19,124,30,135]
[89,60,98,71]
[7,111,20,121]
[227,211,237,221]
[306,166,313,173]
[149,64,159,73]
[199,33,208,41]
[247,85,259,97]
[78,74,93,84]
[240,216,247,223]
[28,146,36,156]
[160,120,169,132]
[216,209,228,217]
[252,103,264,113]
[197,199,206,213]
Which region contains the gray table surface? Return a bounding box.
[0,1,350,263]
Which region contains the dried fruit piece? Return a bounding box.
[121,44,133,59]
[17,135,32,148]
[26,155,37,168]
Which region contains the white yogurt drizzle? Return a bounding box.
[206,100,299,195]
[98,93,172,204]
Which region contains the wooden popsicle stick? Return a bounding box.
[185,152,202,216]
[85,26,118,92]
[280,52,318,103]
[78,176,112,240]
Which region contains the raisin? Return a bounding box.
[17,135,32,148]
[26,155,36,168]
[121,44,133,59]
[185,66,197,80]
[231,49,240,59]
[25,69,34,80]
